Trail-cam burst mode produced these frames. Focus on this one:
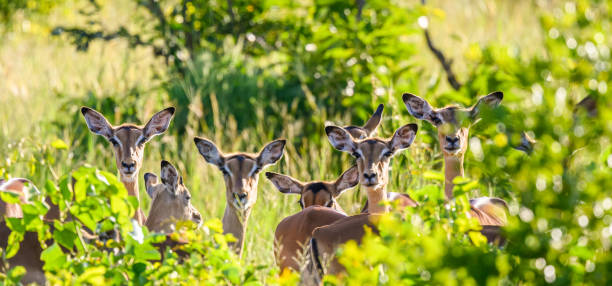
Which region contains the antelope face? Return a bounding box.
[265,165,359,209]
[194,138,286,211]
[144,161,202,233]
[403,92,503,157]
[81,107,175,180]
[325,124,418,189]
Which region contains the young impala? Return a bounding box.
[402,92,509,237]
[0,161,201,285]
[0,178,37,220]
[144,160,202,233]
[81,106,175,225]
[194,137,285,257]
[266,166,359,272]
[304,123,419,283]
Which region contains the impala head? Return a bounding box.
[343,104,384,140]
[0,178,38,203]
[325,124,418,188]
[81,107,175,180]
[265,165,359,209]
[194,138,286,211]
[144,160,201,233]
[402,92,503,156]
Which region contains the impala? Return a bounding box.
[304,123,419,282]
[0,161,201,285]
[402,92,509,235]
[266,165,359,272]
[81,106,175,225]
[346,103,418,213]
[194,137,285,257]
[144,160,202,233]
[0,178,37,220]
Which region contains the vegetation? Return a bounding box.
[1,0,611,285]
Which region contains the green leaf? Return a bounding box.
[51,139,69,150]
[7,265,26,282]
[468,231,488,247]
[0,191,21,204]
[41,243,66,271]
[423,170,445,181]
[75,266,106,285]
[53,221,77,250]
[222,266,241,284]
[5,231,24,258]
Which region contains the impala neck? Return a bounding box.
[364,184,388,214]
[443,153,465,201]
[223,204,251,258]
[121,176,146,225]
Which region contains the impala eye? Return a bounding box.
[109,138,119,147]
[383,151,393,158]
[138,137,148,146]
[221,168,230,176]
[351,151,361,158]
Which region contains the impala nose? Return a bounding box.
[445,136,459,144]
[234,193,248,208]
[363,172,378,186]
[445,136,460,150]
[121,162,136,174]
[192,212,202,225]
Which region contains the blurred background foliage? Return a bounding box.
[0,0,611,284]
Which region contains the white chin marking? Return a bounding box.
[121,173,137,182]
[233,200,252,211]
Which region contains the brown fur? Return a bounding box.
[274,206,348,272]
[310,214,380,277]
[144,161,201,233]
[194,137,285,257]
[268,166,359,272]
[361,192,418,213]
[301,124,418,282]
[0,221,49,284]
[81,106,175,225]
[0,178,31,220]
[403,92,509,239]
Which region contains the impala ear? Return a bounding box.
[160,160,179,194]
[257,139,286,168]
[265,172,303,194]
[402,93,442,126]
[470,91,503,119]
[333,165,360,196]
[389,123,418,153]
[81,107,114,139]
[362,104,384,136]
[144,173,159,198]
[194,137,225,167]
[143,107,175,140]
[325,126,356,153]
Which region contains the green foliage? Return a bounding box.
[2,0,612,285]
[1,167,269,284]
[0,0,60,26]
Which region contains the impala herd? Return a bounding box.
[1,92,511,285]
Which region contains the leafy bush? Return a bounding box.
[1,167,270,285]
